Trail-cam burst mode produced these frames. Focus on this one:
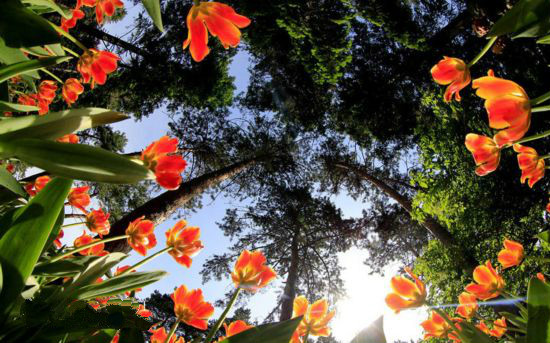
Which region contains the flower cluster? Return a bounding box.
[386,238,529,342]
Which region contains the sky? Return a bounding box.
[60,4,426,342]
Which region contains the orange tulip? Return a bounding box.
[74,231,108,256]
[38,80,57,102]
[68,186,91,213]
[231,250,277,291]
[61,8,85,32]
[150,327,185,343]
[513,144,545,187]
[547,202,550,213]
[421,311,452,340]
[472,70,531,147]
[171,285,214,330]
[25,175,51,196]
[136,304,152,318]
[430,57,471,102]
[537,273,546,282]
[62,78,85,106]
[81,0,124,25]
[465,134,501,176]
[110,332,119,343]
[126,216,157,256]
[224,320,253,337]
[141,136,187,190]
[497,239,524,269]
[491,317,507,338]
[165,220,204,267]
[183,2,251,62]
[385,267,426,313]
[86,208,111,237]
[18,93,50,115]
[77,48,120,88]
[456,292,477,319]
[465,261,505,300]
[57,134,80,144]
[292,296,335,341]
[477,321,491,335]
[54,229,64,248]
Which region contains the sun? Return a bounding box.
[331,248,424,342]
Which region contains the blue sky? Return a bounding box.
[59,4,425,342]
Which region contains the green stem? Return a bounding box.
[303,332,309,343]
[513,129,550,145]
[203,288,241,343]
[40,68,64,83]
[117,246,173,276]
[165,321,179,343]
[467,36,498,68]
[62,46,81,58]
[541,154,550,160]
[532,105,550,113]
[48,20,88,51]
[49,235,128,262]
[531,90,550,106]
[61,221,85,228]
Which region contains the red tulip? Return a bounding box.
[465,134,501,176]
[77,48,120,88]
[62,78,84,106]
[513,144,545,187]
[431,57,471,102]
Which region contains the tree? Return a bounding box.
[201,185,356,321]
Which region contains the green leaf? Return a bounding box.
[0,56,71,83]
[0,139,153,184]
[0,107,128,140]
[527,277,550,343]
[538,34,550,44]
[0,166,25,197]
[0,177,72,321]
[488,0,550,38]
[220,317,303,343]
[454,321,494,343]
[0,0,61,48]
[0,100,38,112]
[0,40,40,78]
[142,0,164,32]
[75,270,166,300]
[21,0,72,19]
[537,230,550,244]
[351,316,386,343]
[33,256,101,277]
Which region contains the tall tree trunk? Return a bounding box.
[333,161,476,271]
[105,156,267,252]
[280,230,300,321]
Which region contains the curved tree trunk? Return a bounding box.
[105,156,268,252]
[333,161,476,272]
[279,231,300,321]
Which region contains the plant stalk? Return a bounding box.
[467,36,498,68]
[513,129,550,145]
[532,105,550,113]
[40,68,64,83]
[117,246,173,276]
[203,288,241,343]
[164,321,179,343]
[48,21,88,51]
[532,90,550,106]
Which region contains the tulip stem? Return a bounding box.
[117,246,173,276]
[164,321,179,343]
[39,68,64,83]
[203,288,241,343]
[48,235,129,262]
[48,20,88,52]
[62,46,81,58]
[532,105,550,113]
[61,221,85,228]
[513,129,550,145]
[467,36,498,68]
[532,90,550,106]
[541,154,550,160]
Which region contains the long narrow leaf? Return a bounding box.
[220,317,303,343]
[0,0,61,48]
[21,0,72,19]
[0,139,153,183]
[0,167,25,197]
[0,107,128,140]
[75,271,167,300]
[142,0,164,32]
[0,177,72,321]
[0,56,71,83]
[0,100,39,112]
[527,277,550,343]
[351,316,386,343]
